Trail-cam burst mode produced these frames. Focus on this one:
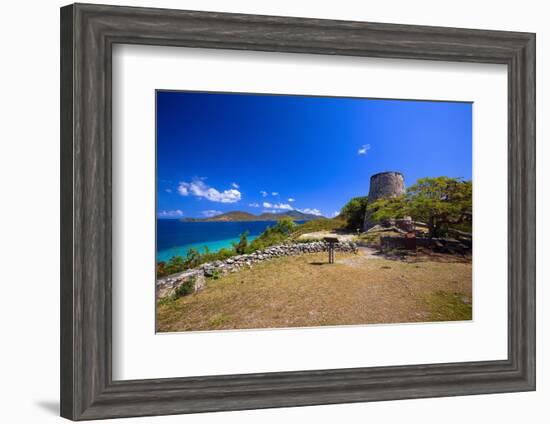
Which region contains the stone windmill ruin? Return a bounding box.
[363,171,406,231]
[361,171,472,254]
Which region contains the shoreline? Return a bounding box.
[157,219,308,262]
[157,234,260,262]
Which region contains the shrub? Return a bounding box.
[340,196,369,230]
[202,247,234,263]
[184,248,201,268]
[173,276,195,298]
[216,248,236,259]
[232,231,249,254]
[163,255,186,276]
[272,218,296,235]
[247,218,295,252]
[156,261,167,278]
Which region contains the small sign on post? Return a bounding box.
[323,237,339,264]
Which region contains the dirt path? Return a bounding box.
[298,230,357,242]
[336,246,381,267]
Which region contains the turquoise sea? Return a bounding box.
[156,220,301,262]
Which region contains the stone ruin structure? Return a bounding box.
[363,171,405,231]
[360,171,472,254]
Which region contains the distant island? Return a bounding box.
[180,210,324,222]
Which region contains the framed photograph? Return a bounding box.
[154,90,475,332]
[60,3,535,420]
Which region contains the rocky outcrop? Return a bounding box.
[363,172,405,231]
[156,241,358,298]
[156,269,206,299]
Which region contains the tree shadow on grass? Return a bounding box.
[309,262,329,266]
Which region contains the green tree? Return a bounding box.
[232,231,249,254]
[164,255,186,275]
[247,218,296,252]
[184,248,201,268]
[272,217,296,235]
[340,196,369,230]
[368,177,472,238]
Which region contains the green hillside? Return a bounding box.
[181,210,322,222]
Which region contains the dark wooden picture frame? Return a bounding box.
[60,3,535,420]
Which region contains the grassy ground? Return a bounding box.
[291,217,355,242]
[290,218,346,239]
[157,249,472,332]
[356,229,402,246]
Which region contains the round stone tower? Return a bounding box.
[363,171,405,231]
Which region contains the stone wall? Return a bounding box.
[156,241,358,298]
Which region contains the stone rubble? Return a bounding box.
[156,269,205,299]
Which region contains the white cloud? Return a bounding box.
[358,144,371,155]
[177,184,189,196]
[231,182,239,189]
[260,190,268,197]
[165,188,172,193]
[288,198,295,202]
[332,211,340,217]
[178,178,241,203]
[158,209,183,218]
[263,202,293,211]
[276,203,293,210]
[271,192,279,196]
[201,210,222,218]
[248,202,260,207]
[297,208,322,216]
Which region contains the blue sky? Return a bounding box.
[157,91,472,219]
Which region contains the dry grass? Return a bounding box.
[356,229,402,246]
[157,251,472,332]
[425,291,472,321]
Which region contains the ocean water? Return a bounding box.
[156,220,301,262]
